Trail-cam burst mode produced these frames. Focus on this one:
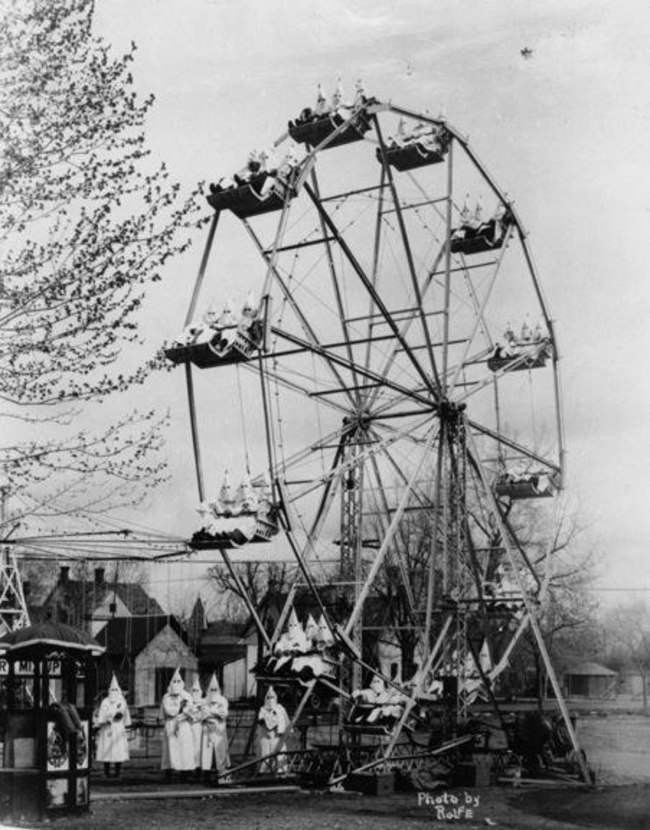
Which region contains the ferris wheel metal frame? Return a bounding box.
[167,91,589,784]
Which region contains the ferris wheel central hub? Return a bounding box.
[342,410,372,433]
[438,400,467,424]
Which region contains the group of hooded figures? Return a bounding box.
[169,294,263,360]
[260,607,338,682]
[194,470,277,547]
[160,669,230,782]
[92,669,293,782]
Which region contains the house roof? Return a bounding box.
[42,578,165,619]
[196,619,250,665]
[564,661,618,677]
[95,615,187,657]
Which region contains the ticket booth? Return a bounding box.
[0,621,104,821]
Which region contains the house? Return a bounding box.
[95,615,199,707]
[563,661,618,699]
[39,566,165,636]
[195,616,257,700]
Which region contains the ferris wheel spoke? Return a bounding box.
[303,181,437,398]
[447,225,515,393]
[243,360,350,418]
[465,442,541,589]
[271,326,435,409]
[285,414,432,504]
[373,114,443,394]
[308,167,362,400]
[469,418,560,473]
[244,222,358,408]
[365,242,448,412]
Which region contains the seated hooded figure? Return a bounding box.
[352,675,404,725]
[314,612,335,652]
[273,607,309,671]
[160,668,195,781]
[201,673,230,781]
[187,677,204,776]
[257,686,289,773]
[94,673,131,778]
[292,612,328,679]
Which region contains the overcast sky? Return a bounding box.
[83,0,650,605]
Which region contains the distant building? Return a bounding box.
[196,617,257,700]
[95,615,199,707]
[564,661,618,699]
[39,565,165,636]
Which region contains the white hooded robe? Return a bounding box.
[94,682,131,763]
[160,674,195,771]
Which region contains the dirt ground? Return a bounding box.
[3,711,650,829]
[2,784,650,830]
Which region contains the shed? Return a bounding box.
[564,661,618,699]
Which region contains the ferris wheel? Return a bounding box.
[166,83,588,782]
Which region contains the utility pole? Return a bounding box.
[0,473,30,635]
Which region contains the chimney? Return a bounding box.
[59,566,70,585]
[95,567,105,586]
[22,580,30,597]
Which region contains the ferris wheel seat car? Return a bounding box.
[165,326,262,368]
[288,109,371,149]
[450,213,513,255]
[190,512,279,549]
[487,349,550,373]
[494,473,558,500]
[207,182,295,218]
[377,141,447,171]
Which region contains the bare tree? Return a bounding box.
[0,0,202,530]
[205,559,296,665]
[604,599,650,708]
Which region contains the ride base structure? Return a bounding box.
[162,82,591,792]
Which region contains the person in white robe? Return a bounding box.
[160,668,195,781]
[188,677,204,778]
[200,673,230,783]
[257,686,289,774]
[94,674,131,778]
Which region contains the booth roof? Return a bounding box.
[0,621,105,655]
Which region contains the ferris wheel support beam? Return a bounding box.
[345,423,439,636]
[303,182,438,399]
[464,429,591,784]
[366,445,417,617]
[424,420,445,653]
[382,614,454,759]
[276,480,339,627]
[373,115,442,394]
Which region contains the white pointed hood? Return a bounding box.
[108,673,123,701]
[191,676,203,700]
[168,667,184,694]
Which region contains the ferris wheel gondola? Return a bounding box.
[167,83,589,784]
